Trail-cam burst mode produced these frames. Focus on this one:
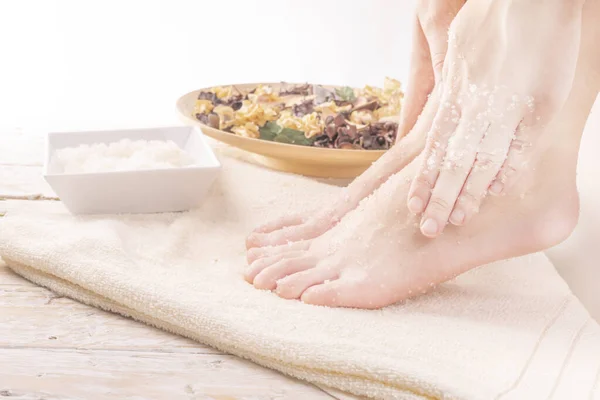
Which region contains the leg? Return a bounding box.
[247,0,600,308]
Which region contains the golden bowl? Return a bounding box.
[176,82,390,178]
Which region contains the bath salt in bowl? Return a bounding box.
[53,139,196,174]
[44,127,220,215]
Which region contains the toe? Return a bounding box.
[246,222,324,250]
[246,216,306,249]
[244,251,305,283]
[246,240,311,264]
[275,266,339,300]
[301,278,395,309]
[253,256,317,291]
[252,215,304,235]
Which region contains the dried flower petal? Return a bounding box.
[213,105,235,130]
[232,122,260,138]
[248,84,281,104]
[194,99,214,115]
[211,86,233,99]
[301,112,324,139]
[350,110,374,125]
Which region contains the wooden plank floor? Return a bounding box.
[0,129,336,399]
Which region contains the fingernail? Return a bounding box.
[489,182,503,195]
[449,209,465,225]
[408,197,424,213]
[421,218,438,237]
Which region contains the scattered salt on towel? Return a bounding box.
[54,139,195,173]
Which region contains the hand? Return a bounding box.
[396,0,466,140]
[406,0,584,238]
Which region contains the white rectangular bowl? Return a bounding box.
[44,126,221,215]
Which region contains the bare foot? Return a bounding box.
[245,142,580,308]
[245,0,599,308]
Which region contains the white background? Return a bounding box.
[0,0,598,319]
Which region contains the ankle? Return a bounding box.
[529,183,580,249]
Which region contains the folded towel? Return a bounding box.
[1,155,599,400]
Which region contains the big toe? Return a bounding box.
[301,278,396,309]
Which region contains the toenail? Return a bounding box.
[421,218,438,237]
[449,209,465,225]
[408,197,424,213]
[489,182,503,195]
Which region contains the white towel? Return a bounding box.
[1,155,599,400]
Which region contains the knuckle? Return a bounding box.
[500,164,519,181]
[440,160,468,178]
[414,173,435,190]
[457,189,481,210]
[475,151,504,170]
[427,196,452,213]
[509,138,531,153]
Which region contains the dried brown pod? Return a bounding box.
[292,100,315,117]
[207,113,220,129]
[333,113,346,128]
[314,134,333,148]
[335,133,354,149]
[195,113,209,124]
[195,112,221,129]
[325,123,337,140]
[352,96,380,112]
[340,124,358,140]
[197,91,219,104]
[280,83,313,96]
[222,94,244,110]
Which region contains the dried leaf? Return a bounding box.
[274,128,314,146]
[259,121,281,141]
[258,122,315,146]
[335,86,356,102]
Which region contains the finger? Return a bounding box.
[397,16,435,141]
[406,95,461,215]
[488,121,536,196]
[449,118,521,226]
[419,111,489,237]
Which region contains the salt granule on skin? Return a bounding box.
[54,139,195,174]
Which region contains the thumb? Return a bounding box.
[418,0,465,82]
[397,17,435,141]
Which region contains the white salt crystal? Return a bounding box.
[54,139,195,174]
